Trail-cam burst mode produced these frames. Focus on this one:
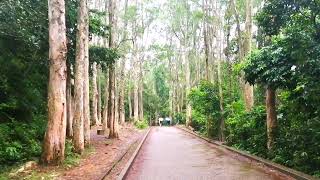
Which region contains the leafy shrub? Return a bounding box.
[0,116,46,171]
[272,91,320,176]
[173,112,185,125]
[134,120,149,129]
[188,80,221,138]
[63,140,81,168]
[225,101,268,157]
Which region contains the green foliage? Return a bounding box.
[173,112,185,125]
[244,38,294,88]
[0,0,49,170]
[0,0,108,170]
[273,91,320,176]
[134,120,149,130]
[225,102,268,157]
[0,116,46,171]
[89,46,120,69]
[89,10,109,38]
[188,80,221,138]
[63,140,81,168]
[240,0,320,176]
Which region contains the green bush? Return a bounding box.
[173,112,185,125]
[225,101,268,157]
[188,80,221,138]
[134,120,149,129]
[0,116,46,171]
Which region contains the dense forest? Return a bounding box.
[0,0,319,178]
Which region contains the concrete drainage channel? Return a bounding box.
[176,126,318,180]
[115,128,151,180]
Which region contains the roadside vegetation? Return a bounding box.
[0,0,319,178]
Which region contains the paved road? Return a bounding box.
[125,127,291,180]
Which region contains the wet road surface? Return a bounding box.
[125,127,291,180]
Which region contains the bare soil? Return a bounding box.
[8,124,146,180]
[59,124,146,180]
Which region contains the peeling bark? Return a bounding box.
[41,0,67,165]
[73,0,89,154]
[108,0,119,138]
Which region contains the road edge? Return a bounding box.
[116,127,152,180]
[176,125,318,180]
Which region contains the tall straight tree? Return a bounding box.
[97,65,102,124]
[132,8,139,122]
[119,0,129,125]
[202,0,210,81]
[102,69,109,134]
[66,62,73,138]
[83,0,90,147]
[41,0,67,165]
[91,62,98,125]
[243,0,254,111]
[73,0,89,154]
[108,0,119,138]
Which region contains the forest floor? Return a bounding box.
[4,123,146,180]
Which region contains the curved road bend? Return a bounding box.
[125,127,292,180]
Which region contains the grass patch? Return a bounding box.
[63,140,95,168]
[0,141,96,179]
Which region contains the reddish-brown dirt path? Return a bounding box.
[59,124,145,180]
[125,127,293,180]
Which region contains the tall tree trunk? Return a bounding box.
[133,65,139,121]
[119,63,126,124]
[41,0,67,165]
[102,70,109,134]
[203,0,210,81]
[66,63,73,138]
[83,0,90,148]
[108,0,119,138]
[91,62,98,125]
[97,65,102,124]
[119,0,128,125]
[217,26,225,142]
[138,58,144,121]
[243,0,254,111]
[184,51,192,127]
[266,86,277,150]
[83,17,90,147]
[73,0,88,154]
[128,84,133,120]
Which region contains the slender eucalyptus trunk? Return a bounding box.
[266,86,277,151]
[91,62,98,125]
[218,27,225,142]
[133,65,139,121]
[83,12,90,146]
[97,65,102,124]
[243,0,254,111]
[119,0,128,125]
[184,50,192,127]
[102,70,109,134]
[66,63,73,138]
[119,60,126,124]
[138,58,144,121]
[73,0,88,154]
[108,0,119,138]
[128,85,133,120]
[203,0,210,81]
[41,0,67,165]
